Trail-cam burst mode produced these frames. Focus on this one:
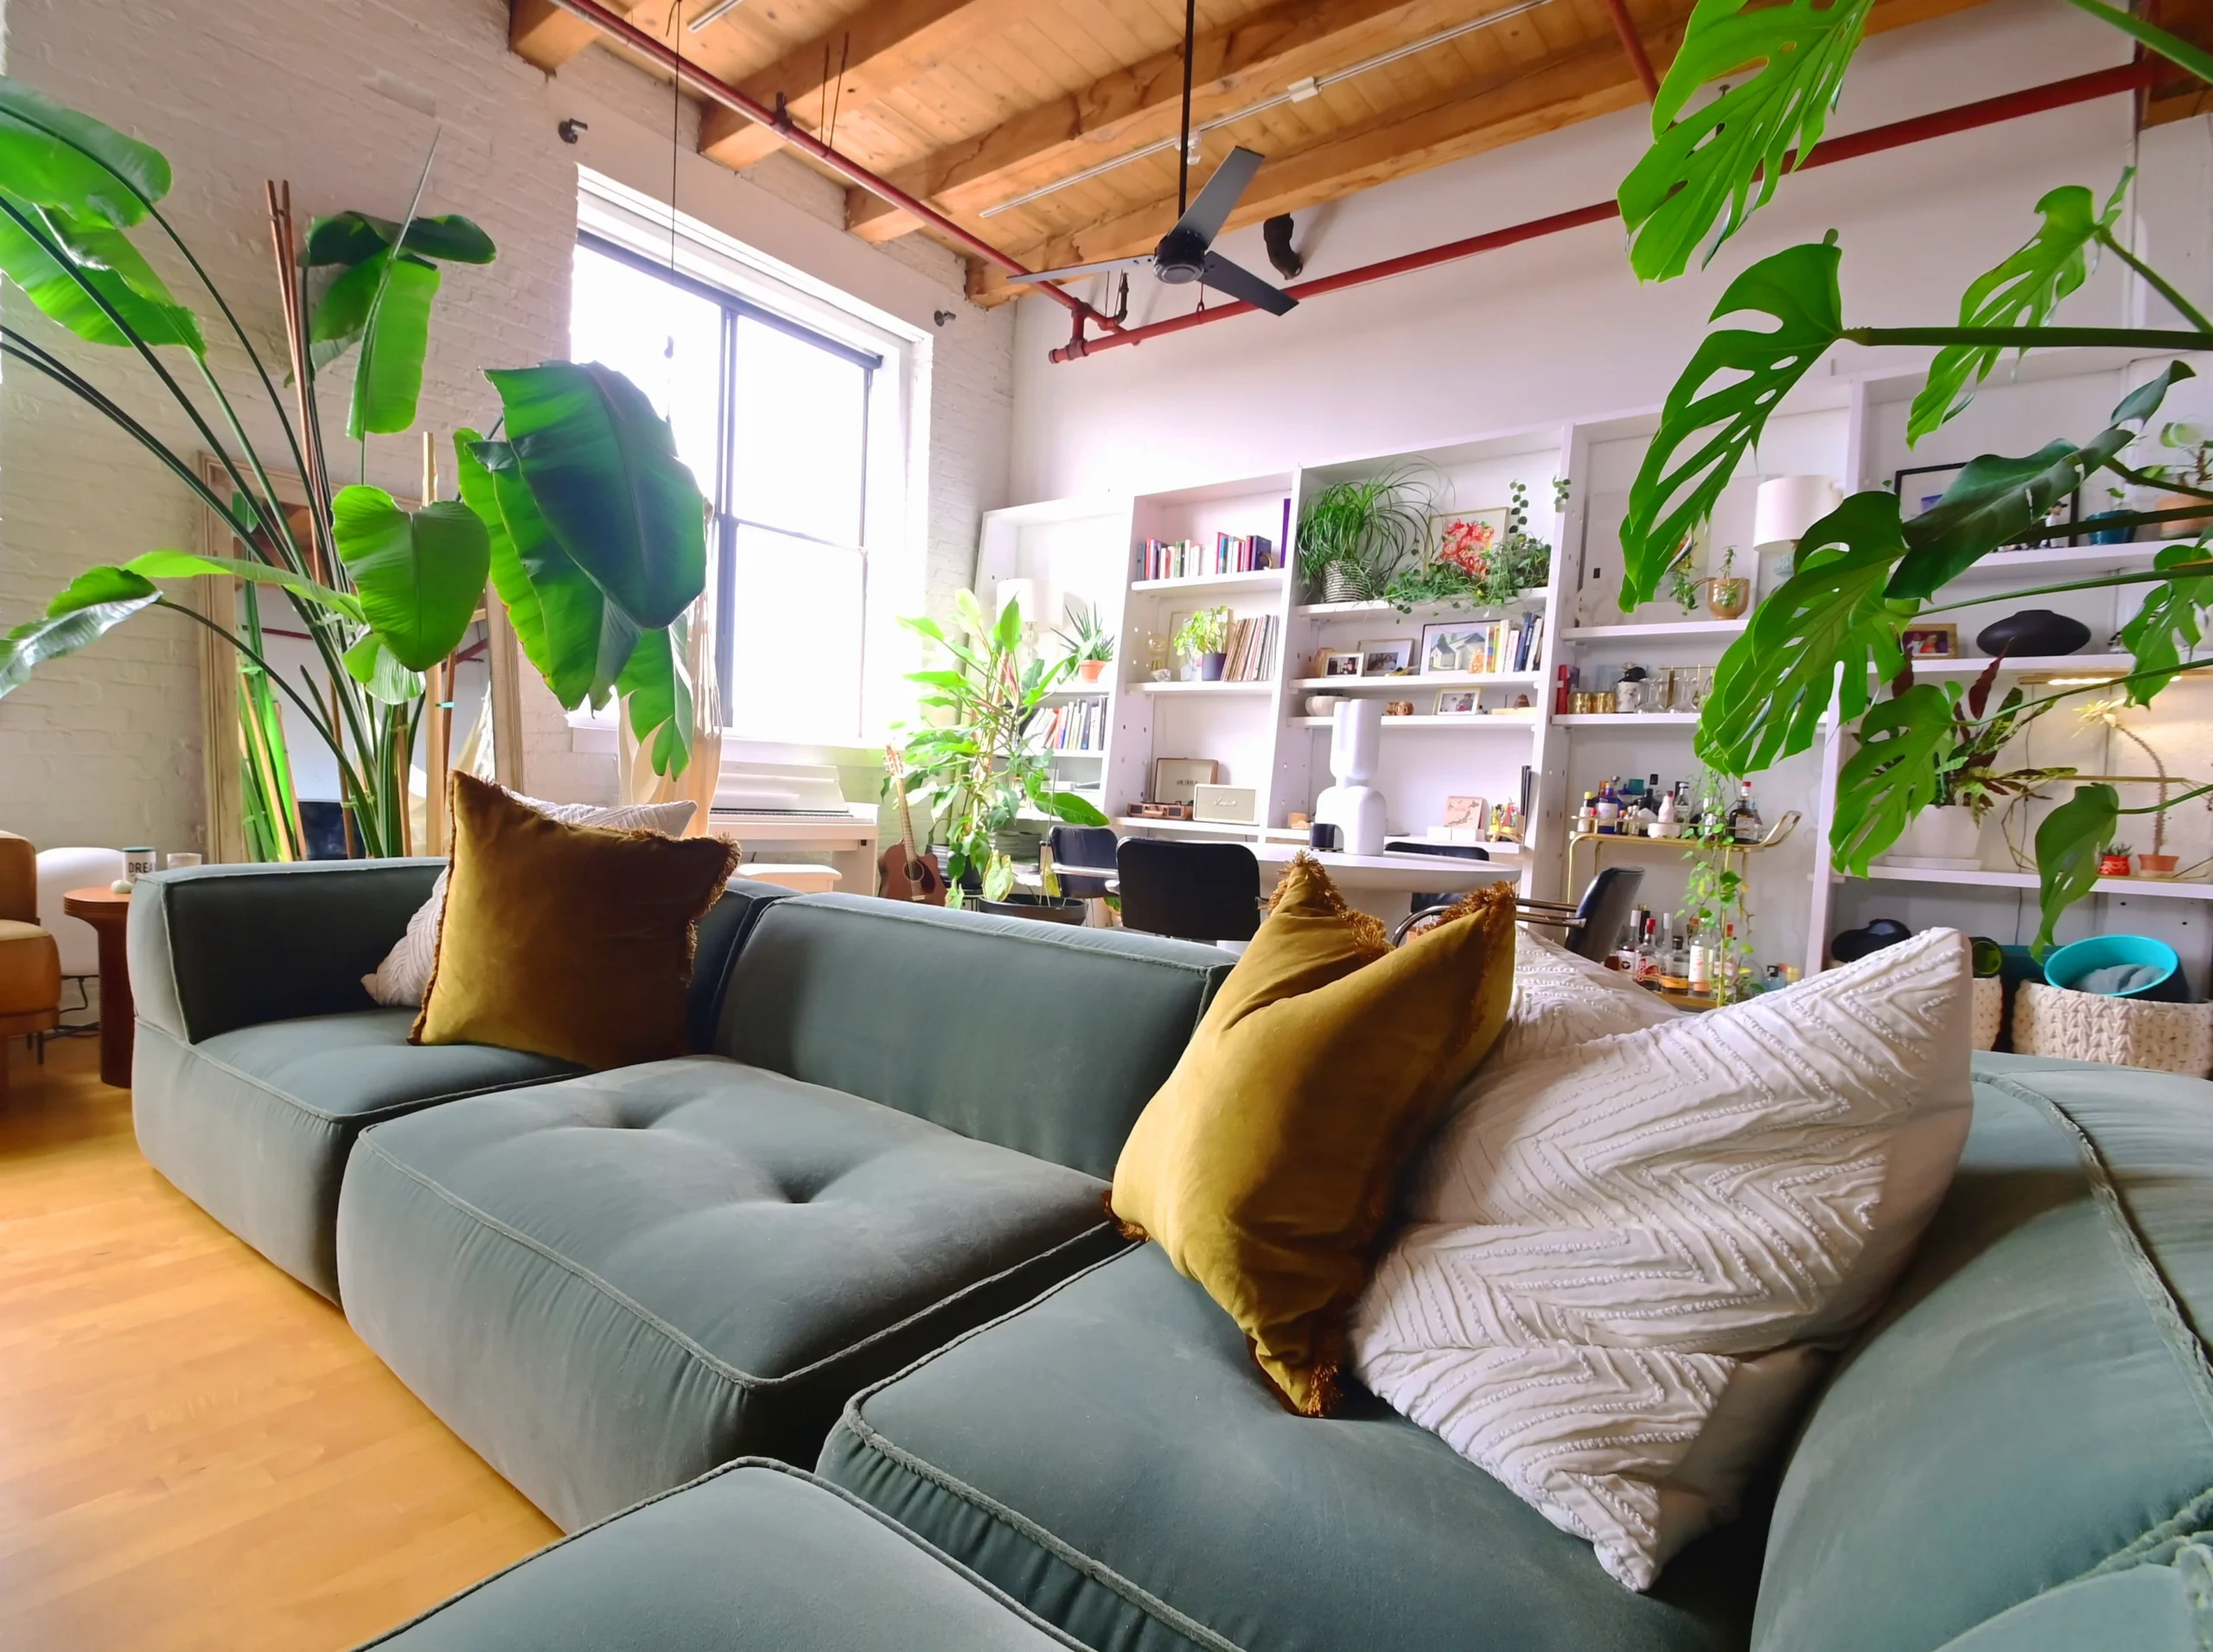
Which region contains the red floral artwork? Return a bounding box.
[1434,517,1496,578]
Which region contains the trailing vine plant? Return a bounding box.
[1613,0,2213,949]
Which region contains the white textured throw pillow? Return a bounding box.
[1487,929,1680,1069]
[360,793,697,1007]
[1351,928,1974,1591]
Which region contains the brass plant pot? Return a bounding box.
[1706,577,1751,621]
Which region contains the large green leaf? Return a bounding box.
[1618,0,1873,282]
[325,252,440,437]
[458,432,639,707]
[2033,782,2120,954]
[615,620,693,779]
[341,632,426,705]
[486,362,708,630]
[2117,541,2213,704]
[0,74,169,226]
[0,565,160,695]
[330,485,490,670]
[1830,683,1954,875]
[121,549,365,623]
[1695,489,1908,774]
[1620,239,1844,605]
[1888,362,2193,598]
[303,210,496,267]
[0,195,203,350]
[1907,177,2127,444]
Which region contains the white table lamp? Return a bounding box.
[1754,476,1842,552]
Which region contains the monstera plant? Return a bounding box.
[1613,0,2213,949]
[0,76,705,859]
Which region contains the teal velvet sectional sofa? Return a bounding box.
[124,863,2213,1651]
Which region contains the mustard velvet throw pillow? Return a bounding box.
[1109,856,1517,1415]
[411,774,737,1069]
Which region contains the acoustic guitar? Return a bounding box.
[878,748,947,905]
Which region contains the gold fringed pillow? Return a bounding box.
[1109,855,1516,1415]
[412,773,737,1070]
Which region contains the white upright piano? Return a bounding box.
[706,761,879,896]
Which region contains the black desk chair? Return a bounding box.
[1518,865,1647,962]
[1385,839,1490,915]
[1116,838,1262,945]
[1045,825,1119,899]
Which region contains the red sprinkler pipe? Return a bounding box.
[1600,0,1662,102]
[1050,60,2159,362]
[542,0,1125,335]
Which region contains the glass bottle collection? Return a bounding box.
[1571,776,1765,844]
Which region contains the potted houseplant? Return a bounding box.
[1175,605,1232,679]
[891,590,1107,908]
[1054,600,1115,682]
[1706,545,1750,620]
[1874,672,2074,867]
[1297,468,1431,602]
[2099,842,2133,878]
[2140,422,2213,539]
[1383,476,1562,613]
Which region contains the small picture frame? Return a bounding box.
[1900,622,1959,659]
[1425,508,1508,576]
[1356,637,1414,676]
[1317,649,1362,678]
[1151,757,1220,807]
[1434,689,1479,715]
[1419,621,1487,676]
[1439,795,1487,828]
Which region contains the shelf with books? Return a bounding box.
[1129,569,1285,597]
[1137,679,1278,695]
[1290,672,1543,691]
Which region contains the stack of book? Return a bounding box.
[1221,615,1278,682]
[1136,533,1277,580]
[1039,698,1106,753]
[1446,616,1541,675]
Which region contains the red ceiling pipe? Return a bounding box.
[1600,0,1662,102]
[1051,60,2159,362]
[541,0,1125,335]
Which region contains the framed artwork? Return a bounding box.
[1434,690,1479,715]
[1900,622,1959,658]
[1356,636,1414,675]
[1440,795,1487,827]
[1419,620,1486,675]
[1318,650,1362,678]
[1151,757,1220,807]
[1425,508,1508,579]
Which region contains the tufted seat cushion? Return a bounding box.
[0,917,61,1018]
[336,1056,1126,1530]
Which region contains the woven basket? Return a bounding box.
[2011,981,2213,1077]
[1971,977,2004,1052]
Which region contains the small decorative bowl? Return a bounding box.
[1304,693,1349,718]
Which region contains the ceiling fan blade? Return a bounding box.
[1015,255,1153,285]
[1171,147,1265,247]
[1199,251,1297,316]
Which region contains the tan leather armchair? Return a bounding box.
[0,831,62,1100]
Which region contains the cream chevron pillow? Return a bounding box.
[362,791,696,1007]
[1351,928,1974,1591]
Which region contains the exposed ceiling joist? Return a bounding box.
[510,0,601,72]
[697,0,981,172]
[842,0,1463,245]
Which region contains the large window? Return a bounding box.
[570,234,881,743]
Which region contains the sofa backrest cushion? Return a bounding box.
[687,879,791,1051]
[1752,1052,2213,1651]
[712,895,1231,1179]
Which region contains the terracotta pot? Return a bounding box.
[2101,853,2133,877]
[1706,577,1751,621]
[2148,490,2213,540]
[1078,658,1106,682]
[2140,852,2179,876]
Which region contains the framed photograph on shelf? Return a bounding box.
[1357,637,1414,676]
[1419,621,1486,675]
[1434,690,1479,715]
[1151,757,1220,807]
[1425,508,1508,577]
[1317,649,1362,678]
[1900,622,1959,659]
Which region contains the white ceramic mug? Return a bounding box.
[123,846,156,882]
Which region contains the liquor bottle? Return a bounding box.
[1728,780,1765,844]
[1687,923,1713,994]
[1635,917,1662,985]
[1594,780,1620,833]
[1659,916,1690,992]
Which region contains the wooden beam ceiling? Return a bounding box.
[510,0,599,73]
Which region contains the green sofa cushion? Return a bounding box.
[336,1057,1127,1531]
[134,1010,575,1300]
[1754,1056,2213,1652]
[355,1460,1085,1651]
[817,1244,1752,1652]
[1930,1543,2213,1651]
[714,896,1229,1179]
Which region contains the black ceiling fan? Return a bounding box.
[1013,0,1297,316]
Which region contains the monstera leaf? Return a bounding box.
[1618,0,1873,282]
[330,485,490,671]
[485,362,708,631]
[1619,239,1843,605]
[1908,177,2128,443]
[1829,684,1956,876]
[2033,783,2121,955]
[2118,542,2213,704]
[1695,490,1909,775]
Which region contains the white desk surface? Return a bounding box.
[1247,842,1519,894]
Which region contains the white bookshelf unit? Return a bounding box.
[975,351,2213,989]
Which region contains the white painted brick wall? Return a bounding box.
[0,0,1011,841]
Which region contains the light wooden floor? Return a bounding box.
[0,1034,558,1651]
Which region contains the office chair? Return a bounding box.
[1044,825,1119,899]
[1517,866,1647,962]
[1115,838,1262,945]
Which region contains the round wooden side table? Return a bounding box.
[62,886,133,1088]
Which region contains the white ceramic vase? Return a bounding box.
[1314,698,1386,855]
[1890,805,1981,864]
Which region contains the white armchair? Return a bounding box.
[36,846,125,1020]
